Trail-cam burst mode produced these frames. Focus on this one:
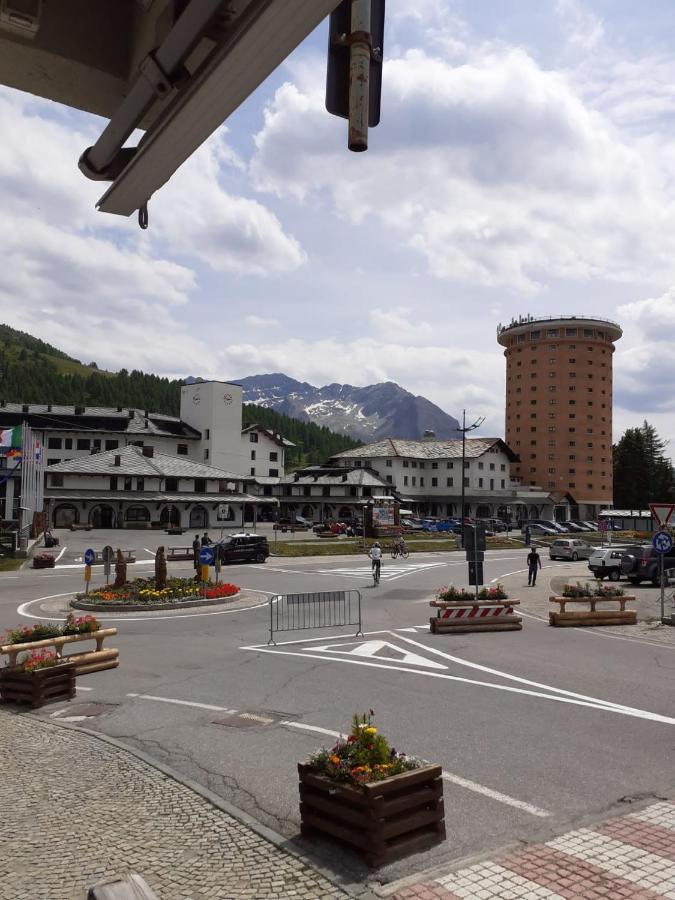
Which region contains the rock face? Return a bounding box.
[235,373,461,442]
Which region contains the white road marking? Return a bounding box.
[55,545,67,562]
[280,721,342,739]
[279,720,550,817]
[441,772,550,818]
[126,693,238,714]
[75,685,93,691]
[143,548,157,557]
[245,642,675,726]
[393,634,667,718]
[310,638,448,669]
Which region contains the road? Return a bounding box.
[2,531,675,887]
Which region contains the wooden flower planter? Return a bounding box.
[298,763,445,867]
[549,594,637,627]
[32,554,55,569]
[0,663,75,708]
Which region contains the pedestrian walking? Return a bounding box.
[527,547,542,586]
[202,532,212,547]
[192,534,201,571]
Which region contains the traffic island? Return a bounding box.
[71,575,241,612]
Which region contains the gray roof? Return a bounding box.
[279,469,389,487]
[242,424,295,447]
[0,403,200,439]
[44,491,264,503]
[331,437,517,461]
[46,445,244,480]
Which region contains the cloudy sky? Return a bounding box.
[2,0,675,450]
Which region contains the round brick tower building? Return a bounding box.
[497,316,622,520]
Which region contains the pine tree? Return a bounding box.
[613,423,674,508]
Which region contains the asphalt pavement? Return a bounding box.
[1,530,675,893]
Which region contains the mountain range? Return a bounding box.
[234,373,461,442]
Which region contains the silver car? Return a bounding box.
[549,538,594,561]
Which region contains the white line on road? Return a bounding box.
[76,685,93,691]
[55,545,67,562]
[279,720,550,817]
[126,693,238,714]
[441,772,550,818]
[245,644,675,726]
[143,548,157,557]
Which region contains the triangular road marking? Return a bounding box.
[308,639,447,670]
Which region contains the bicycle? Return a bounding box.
[372,559,381,586]
[391,541,409,560]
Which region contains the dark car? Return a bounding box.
[620,544,675,585]
[216,534,269,564]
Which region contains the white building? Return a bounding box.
[268,465,393,522]
[242,425,292,479]
[45,445,274,531]
[330,438,553,523]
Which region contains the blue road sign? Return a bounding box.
[199,546,215,566]
[652,531,673,554]
[84,548,96,566]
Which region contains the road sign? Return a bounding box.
[101,545,114,563]
[652,531,673,554]
[199,546,215,566]
[650,504,675,527]
[598,519,609,532]
[84,548,95,566]
[468,561,484,586]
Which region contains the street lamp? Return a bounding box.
[459,409,485,547]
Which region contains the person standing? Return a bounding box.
[192,534,201,571]
[527,546,542,586]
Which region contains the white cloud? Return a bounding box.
[251,46,675,292]
[555,0,604,52]
[245,314,280,328]
[368,306,433,343]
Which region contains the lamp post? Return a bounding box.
[459,409,485,547]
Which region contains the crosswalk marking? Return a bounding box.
[313,561,445,580]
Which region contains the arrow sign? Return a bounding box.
[652,531,673,554]
[83,548,95,566]
[650,503,675,527]
[309,639,447,670]
[199,546,215,566]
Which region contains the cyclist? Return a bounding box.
[369,541,382,584]
[392,535,408,559]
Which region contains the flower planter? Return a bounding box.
[0,663,76,708]
[32,555,55,569]
[298,762,445,867]
[549,594,636,627]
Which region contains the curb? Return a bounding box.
[41,713,375,899]
[71,591,242,613]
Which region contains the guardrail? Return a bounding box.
[0,628,119,675]
[269,590,362,645]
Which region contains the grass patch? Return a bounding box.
[0,557,24,571]
[269,536,521,557]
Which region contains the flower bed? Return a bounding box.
[75,577,239,606]
[32,553,55,569]
[562,582,625,598]
[299,712,445,867]
[2,615,101,646]
[436,583,508,602]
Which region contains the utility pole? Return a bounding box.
[459,409,485,548]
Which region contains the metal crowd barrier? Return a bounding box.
[269,590,363,645]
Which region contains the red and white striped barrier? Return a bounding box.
[437,604,516,620]
[430,599,522,634]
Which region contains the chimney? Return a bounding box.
[117,406,123,412]
[142,446,154,458]
[22,404,29,413]
[144,418,149,429]
[113,455,121,466]
[128,409,134,418]
[422,430,436,441]
[74,405,85,415]
[47,404,52,412]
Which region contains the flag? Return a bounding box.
[0,425,21,448]
[0,425,21,458]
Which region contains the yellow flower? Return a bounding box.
[364,726,377,736]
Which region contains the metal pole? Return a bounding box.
[460,410,466,548]
[348,0,371,151]
[660,550,665,622]
[474,525,479,602]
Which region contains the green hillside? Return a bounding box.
[0,324,359,469]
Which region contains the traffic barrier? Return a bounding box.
[549,595,637,627]
[429,599,522,634]
[0,629,119,676]
[269,590,362,644]
[167,547,193,561]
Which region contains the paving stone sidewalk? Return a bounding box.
[388,800,675,900]
[0,708,348,900]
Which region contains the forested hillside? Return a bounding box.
[0,324,359,469]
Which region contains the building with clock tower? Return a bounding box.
[179,380,244,473]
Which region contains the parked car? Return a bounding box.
[526,523,559,536]
[216,534,270,564]
[588,547,627,581]
[274,516,312,532]
[620,544,675,585]
[526,519,565,533]
[583,521,599,530]
[549,538,594,561]
[569,520,594,532]
[563,522,586,533]
[401,518,424,531]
